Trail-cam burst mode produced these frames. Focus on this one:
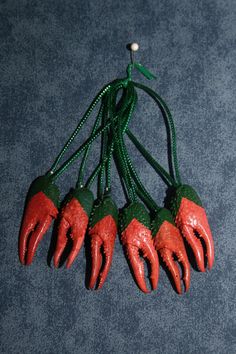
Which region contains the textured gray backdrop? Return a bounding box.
[1,0,236,353]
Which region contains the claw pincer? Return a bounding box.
[54,187,94,268]
[19,175,59,265]
[152,208,190,294]
[169,185,214,272]
[88,197,118,289]
[120,203,159,293]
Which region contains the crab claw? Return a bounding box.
[153,209,190,294]
[88,197,118,289]
[19,176,59,265]
[170,185,214,272]
[120,203,159,293]
[54,188,94,268]
[54,199,88,268]
[89,215,117,289]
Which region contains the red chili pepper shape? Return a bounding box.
[88,197,118,289]
[53,188,94,269]
[120,203,159,293]
[19,176,59,265]
[152,209,190,294]
[170,185,214,272]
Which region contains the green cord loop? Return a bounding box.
[49,84,111,174]
[83,80,134,191]
[111,83,137,202]
[77,101,105,188]
[126,129,177,187]
[51,116,117,181]
[133,82,181,185]
[116,89,159,212]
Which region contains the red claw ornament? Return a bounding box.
[54,188,94,268]
[120,203,159,293]
[170,184,214,272]
[152,208,190,294]
[19,176,59,265]
[88,197,118,289]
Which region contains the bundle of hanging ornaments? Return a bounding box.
[19,44,215,294]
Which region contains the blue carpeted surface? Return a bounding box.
[1,1,236,353]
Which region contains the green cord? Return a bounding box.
[118,87,138,202]
[49,84,111,174]
[111,84,137,202]
[105,141,114,193]
[116,88,159,212]
[98,95,109,198]
[133,82,181,185]
[50,116,118,181]
[85,142,114,189]
[77,100,105,188]
[98,79,135,197]
[50,80,127,182]
[77,79,129,193]
[126,129,177,187]
[116,90,137,201]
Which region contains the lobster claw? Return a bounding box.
[170,185,214,272]
[120,203,159,293]
[54,188,94,268]
[19,176,59,265]
[88,197,118,289]
[152,208,190,294]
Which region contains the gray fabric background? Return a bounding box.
[1,0,236,353]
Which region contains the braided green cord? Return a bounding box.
[98,94,109,198]
[114,84,137,202]
[86,162,102,188]
[133,82,181,185]
[120,135,159,212]
[105,141,114,192]
[116,89,159,212]
[104,80,135,192]
[51,81,130,181]
[85,142,114,189]
[126,129,177,187]
[51,118,117,181]
[110,88,136,202]
[49,84,111,174]
[98,79,132,196]
[134,184,157,212]
[101,79,138,197]
[77,100,105,188]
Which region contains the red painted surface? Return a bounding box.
[54,198,89,269]
[19,191,58,265]
[88,215,117,289]
[121,219,159,293]
[154,221,190,294]
[175,198,214,272]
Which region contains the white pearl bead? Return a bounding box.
[130,43,139,52]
